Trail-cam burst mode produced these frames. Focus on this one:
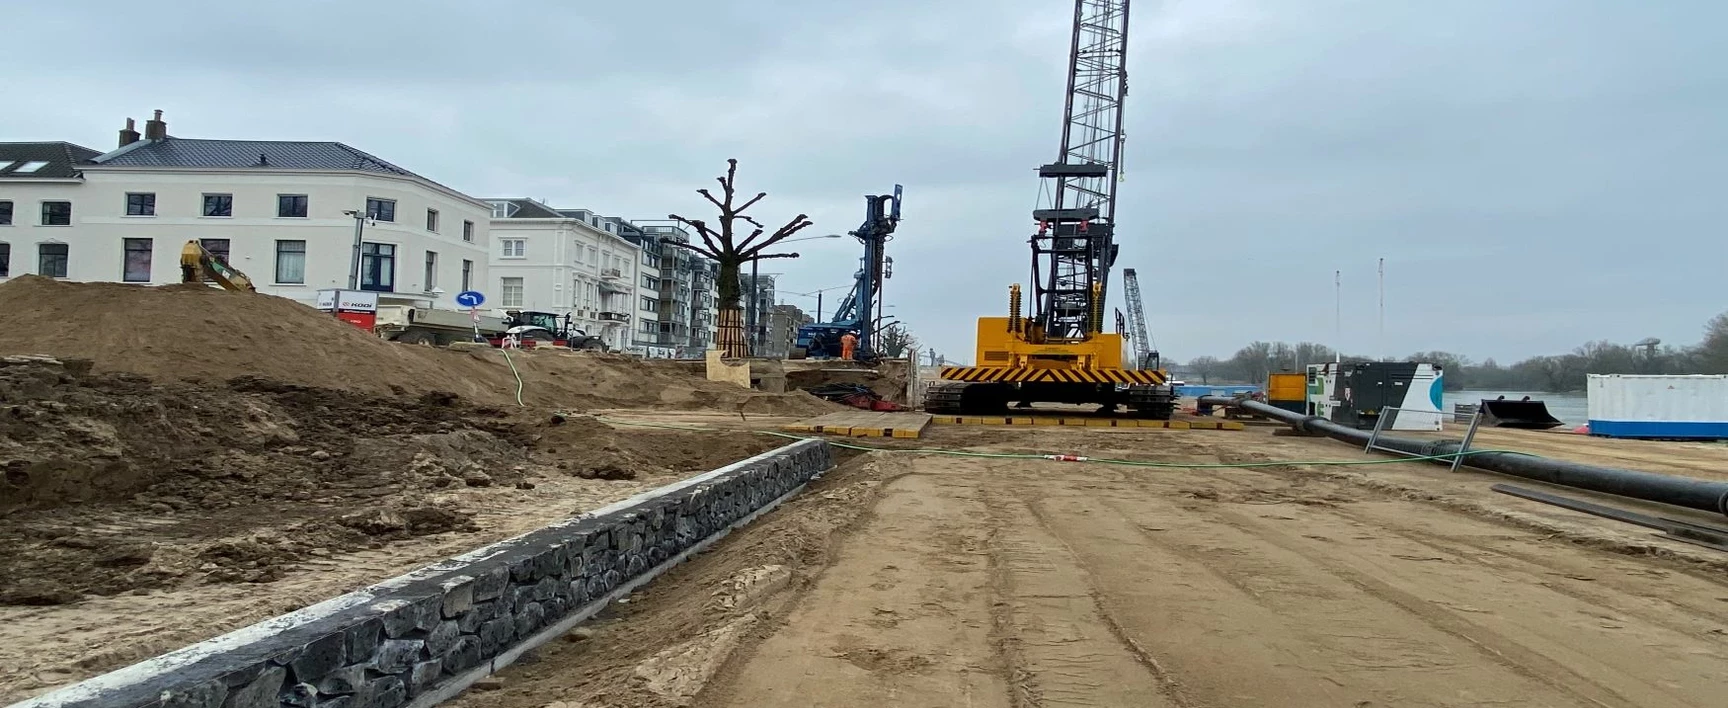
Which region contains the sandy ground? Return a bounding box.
[445,423,1728,708]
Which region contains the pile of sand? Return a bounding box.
[0,277,837,414]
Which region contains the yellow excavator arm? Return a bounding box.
[180,240,256,292]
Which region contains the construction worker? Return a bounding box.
[840,332,859,360]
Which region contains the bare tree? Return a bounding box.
[666,159,814,356]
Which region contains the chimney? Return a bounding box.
[143,109,167,140]
[118,117,141,147]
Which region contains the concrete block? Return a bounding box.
[316,665,366,696]
[472,565,509,601]
[439,576,475,619]
[424,620,460,658]
[477,617,514,657]
[514,601,545,638]
[342,618,383,666]
[442,636,482,675]
[458,601,494,633]
[407,660,442,699]
[370,639,424,675]
[287,630,347,683]
[354,676,405,708]
[220,666,284,708]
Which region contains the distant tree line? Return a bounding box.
[1174,313,1728,393]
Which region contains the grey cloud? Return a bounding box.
[6,0,1725,365]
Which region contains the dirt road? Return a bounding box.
[451,425,1728,708]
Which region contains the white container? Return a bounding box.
[1586,374,1728,439]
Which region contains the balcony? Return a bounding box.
[598,311,630,322]
[601,267,623,280]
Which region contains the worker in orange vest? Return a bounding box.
[840,332,858,360]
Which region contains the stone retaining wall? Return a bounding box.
[13,438,834,708]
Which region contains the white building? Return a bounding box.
[0,141,101,279]
[486,199,642,350]
[1,112,491,308]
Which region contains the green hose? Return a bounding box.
[592,416,1527,469]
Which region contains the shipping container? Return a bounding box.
[1586,374,1728,439]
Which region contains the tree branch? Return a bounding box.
[668,213,723,256]
[735,191,768,214]
[740,214,814,256]
[696,188,725,212]
[749,251,802,261]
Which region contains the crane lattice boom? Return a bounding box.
[1030,0,1131,341]
[1122,267,1151,367]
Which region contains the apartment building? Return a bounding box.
[599,217,666,356]
[486,199,641,351]
[740,272,778,354]
[0,113,491,307]
[635,223,717,358]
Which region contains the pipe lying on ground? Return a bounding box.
[1198,395,1728,519]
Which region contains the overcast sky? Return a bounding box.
[6,0,1725,364]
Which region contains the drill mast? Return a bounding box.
[1030,0,1131,341]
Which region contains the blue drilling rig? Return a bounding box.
[791,186,902,360]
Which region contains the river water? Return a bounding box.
[1445,390,1588,426]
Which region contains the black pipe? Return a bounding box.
[1198,395,1728,518]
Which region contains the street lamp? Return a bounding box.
[341,209,375,290]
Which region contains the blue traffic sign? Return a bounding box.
[454,290,486,308]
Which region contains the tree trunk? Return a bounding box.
[716,308,747,358]
[715,259,747,357]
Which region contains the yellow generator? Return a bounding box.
[923,0,1174,418]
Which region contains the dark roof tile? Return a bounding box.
[91,138,420,177]
[0,142,101,179]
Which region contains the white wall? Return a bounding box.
[489,216,642,350]
[1,168,491,309]
[0,180,83,278]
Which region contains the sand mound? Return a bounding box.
[0,277,838,414]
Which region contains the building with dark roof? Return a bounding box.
[484,199,646,351]
[0,141,102,278]
[2,111,491,310]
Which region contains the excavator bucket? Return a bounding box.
[1477,398,1565,430]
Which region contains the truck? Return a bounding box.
[375,307,607,351]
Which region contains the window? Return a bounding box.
[500,239,525,258]
[587,245,597,264]
[275,240,306,284]
[489,201,512,218]
[501,277,524,307]
[200,239,230,266]
[0,200,11,225]
[38,243,67,277]
[426,208,439,232]
[462,220,474,243]
[365,197,395,222]
[573,242,583,263]
[278,194,308,218]
[604,222,615,233]
[640,296,658,312]
[461,259,473,291]
[202,194,233,217]
[642,275,658,289]
[0,243,9,277]
[122,238,152,282]
[360,242,396,292]
[15,161,49,173]
[424,251,438,290]
[41,201,71,226]
[126,193,156,216]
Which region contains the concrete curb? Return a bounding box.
[10,438,834,708]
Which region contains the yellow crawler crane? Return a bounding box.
[924,0,1175,418]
